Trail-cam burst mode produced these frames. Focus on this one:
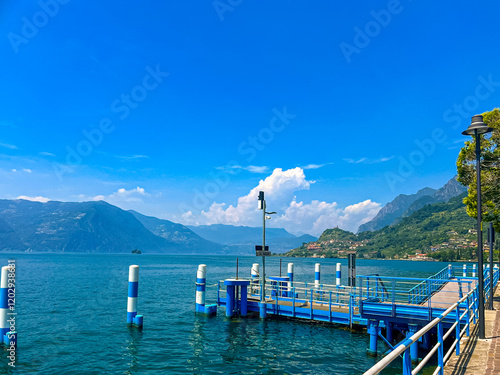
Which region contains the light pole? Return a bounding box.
[462,114,493,339]
[258,191,276,305]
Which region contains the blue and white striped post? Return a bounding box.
[0,266,9,340]
[287,263,294,297]
[196,264,206,313]
[127,265,140,325]
[315,263,320,288]
[473,264,477,278]
[448,264,452,279]
[336,263,341,286]
[463,264,467,277]
[251,263,259,294]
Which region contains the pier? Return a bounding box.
[204,262,499,374]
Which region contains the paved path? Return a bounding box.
[443,287,500,375]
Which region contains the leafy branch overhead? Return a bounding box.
[457,108,500,232]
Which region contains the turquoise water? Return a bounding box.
[4,254,455,374]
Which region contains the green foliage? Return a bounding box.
[457,108,500,233]
[285,193,480,260]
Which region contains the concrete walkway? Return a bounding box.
[443,287,500,375]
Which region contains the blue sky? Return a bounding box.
[1,1,499,235]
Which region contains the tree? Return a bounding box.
[457,108,500,232]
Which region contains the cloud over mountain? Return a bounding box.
[180,167,381,236]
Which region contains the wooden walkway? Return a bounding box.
[429,279,477,309]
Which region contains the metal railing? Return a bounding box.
[363,266,499,375]
[363,287,478,375]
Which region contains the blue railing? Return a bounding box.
[408,266,450,304]
[363,266,499,375]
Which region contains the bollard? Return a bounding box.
[0,266,9,340]
[336,263,341,286]
[196,264,207,313]
[315,263,321,288]
[473,264,476,277]
[448,264,452,278]
[127,265,143,327]
[251,263,259,294]
[367,320,379,356]
[287,263,294,297]
[463,264,467,277]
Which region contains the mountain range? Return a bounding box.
[187,224,316,253]
[0,199,314,254]
[357,177,466,233]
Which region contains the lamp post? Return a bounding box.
[462,114,493,339]
[258,191,276,305]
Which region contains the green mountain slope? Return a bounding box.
[285,193,495,260]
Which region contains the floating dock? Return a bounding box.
[199,261,499,374]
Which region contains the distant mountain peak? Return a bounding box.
[358,176,466,233]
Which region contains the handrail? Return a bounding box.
[363,266,499,375]
[363,289,474,375]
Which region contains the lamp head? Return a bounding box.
[462,114,494,136]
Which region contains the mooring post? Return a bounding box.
[196,264,207,313]
[287,263,294,297]
[127,265,140,325]
[251,263,259,295]
[463,264,467,277]
[367,320,379,356]
[315,263,320,288]
[241,284,248,317]
[0,266,11,342]
[336,263,341,286]
[226,285,235,317]
[385,320,393,342]
[473,264,476,278]
[448,264,452,279]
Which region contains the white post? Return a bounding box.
[315,263,321,287]
[127,265,139,324]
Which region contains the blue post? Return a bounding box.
[127,265,139,324]
[456,305,461,355]
[367,320,379,356]
[385,321,393,342]
[259,302,267,319]
[437,322,444,375]
[241,285,248,317]
[407,324,419,361]
[196,264,207,313]
[403,347,412,375]
[463,264,467,277]
[226,285,235,317]
[315,263,320,288]
[448,264,452,279]
[473,264,476,277]
[336,263,341,286]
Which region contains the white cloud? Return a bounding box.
[216,165,269,174]
[23,168,32,173]
[301,162,334,170]
[0,143,17,150]
[344,156,394,164]
[39,152,56,157]
[80,187,149,204]
[17,195,50,203]
[180,167,381,236]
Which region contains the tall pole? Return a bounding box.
[261,200,266,303]
[489,223,494,310]
[475,130,485,339]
